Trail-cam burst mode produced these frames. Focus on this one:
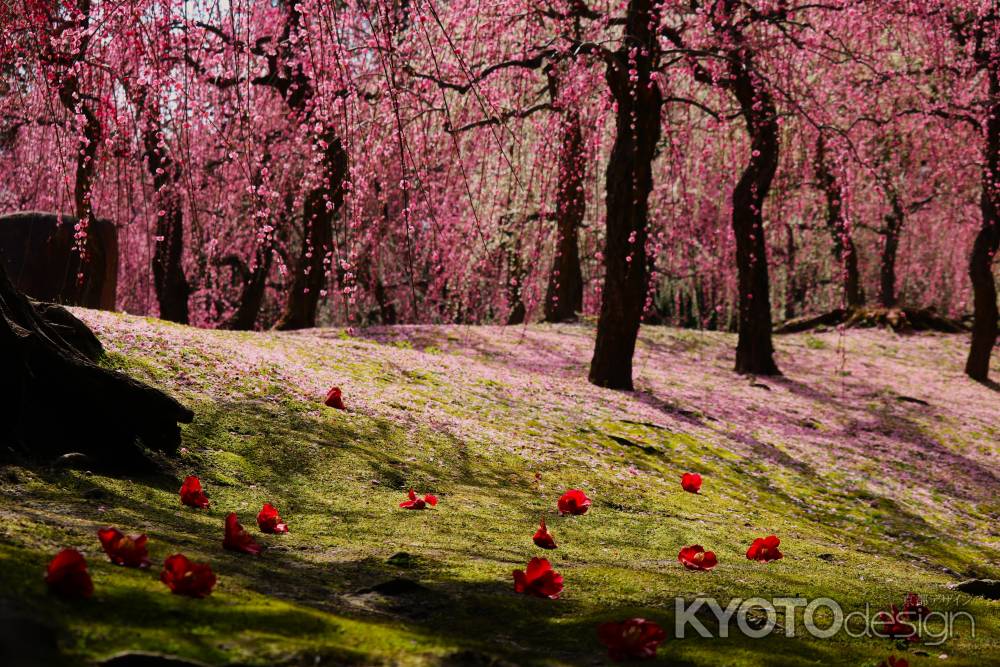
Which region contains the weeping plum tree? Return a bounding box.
[26,0,116,309]
[543,69,586,323]
[0,0,994,387]
[133,86,191,324]
[662,1,864,375]
[900,1,1000,381]
[584,0,663,389]
[188,3,351,330]
[815,133,863,309]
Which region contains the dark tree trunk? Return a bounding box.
[57,76,108,309]
[589,0,662,390]
[222,178,288,331]
[815,135,863,309]
[730,60,780,375]
[140,99,191,324]
[967,72,1000,382]
[221,245,273,331]
[57,81,100,225]
[503,220,527,325]
[783,223,798,320]
[0,263,193,471]
[374,277,398,325]
[274,132,348,330]
[544,111,586,322]
[879,198,903,309]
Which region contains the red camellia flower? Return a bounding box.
[746,535,783,562]
[179,475,210,509]
[256,503,289,533]
[512,557,564,599]
[223,513,262,555]
[532,517,557,550]
[875,605,917,641]
[558,489,591,515]
[878,656,909,667]
[680,472,702,494]
[160,554,216,598]
[45,549,94,599]
[597,618,666,661]
[399,488,438,510]
[902,593,930,619]
[325,386,346,410]
[678,545,717,571]
[97,527,150,568]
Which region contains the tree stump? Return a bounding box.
[0,263,193,472]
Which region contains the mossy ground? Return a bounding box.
[1,314,998,666]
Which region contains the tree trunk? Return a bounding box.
[815,135,863,309]
[506,255,526,326]
[141,101,191,324]
[0,263,193,471]
[222,245,273,331]
[730,62,780,375]
[57,77,100,225]
[967,74,1000,382]
[274,132,348,330]
[57,76,106,308]
[879,199,903,309]
[544,111,586,322]
[783,223,798,320]
[588,0,662,390]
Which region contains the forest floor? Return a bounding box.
[1,312,998,666]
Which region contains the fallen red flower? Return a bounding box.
[678,545,717,571]
[513,557,563,599]
[399,488,438,510]
[532,517,557,550]
[256,503,289,533]
[223,513,262,555]
[746,535,783,562]
[45,549,93,599]
[97,527,150,568]
[875,605,917,641]
[179,475,210,509]
[325,386,346,409]
[681,472,702,494]
[878,656,909,667]
[902,592,930,619]
[558,488,591,515]
[597,618,666,661]
[160,553,216,597]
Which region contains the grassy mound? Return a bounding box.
[1,313,998,666]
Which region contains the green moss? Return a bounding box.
[1,323,998,666]
[804,335,828,350]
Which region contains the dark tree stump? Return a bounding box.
[0,211,118,310]
[0,264,193,472]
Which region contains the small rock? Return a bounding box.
[950,579,1000,600]
[817,553,836,562]
[53,453,92,470]
[750,382,771,391]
